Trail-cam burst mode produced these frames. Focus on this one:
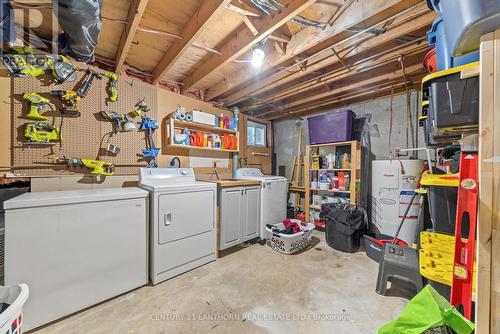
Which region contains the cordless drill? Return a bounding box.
[50,90,81,116]
[23,92,50,120]
[102,71,119,102]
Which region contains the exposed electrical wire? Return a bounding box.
[331,47,354,72]
[248,0,328,30]
[291,15,328,30]
[102,16,224,56]
[249,0,275,16]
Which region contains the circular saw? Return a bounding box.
[52,57,76,82]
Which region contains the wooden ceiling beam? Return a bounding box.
[115,0,150,72]
[180,0,317,91]
[242,15,259,35]
[265,81,422,121]
[251,44,429,115]
[228,7,435,106]
[205,0,424,101]
[279,63,425,114]
[225,3,260,17]
[245,40,428,114]
[286,70,425,113]
[256,59,424,118]
[151,0,231,84]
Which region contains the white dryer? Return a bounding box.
[235,168,287,240]
[139,168,216,285]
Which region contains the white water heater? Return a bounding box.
[370,160,425,245]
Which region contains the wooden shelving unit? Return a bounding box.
[164,116,239,153]
[305,140,361,223]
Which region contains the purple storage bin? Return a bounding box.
[308,110,354,144]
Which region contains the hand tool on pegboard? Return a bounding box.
[77,69,102,98]
[131,97,151,117]
[102,71,119,102]
[100,111,136,132]
[0,157,146,177]
[23,92,50,120]
[140,116,159,168]
[2,46,76,83]
[450,151,478,320]
[24,121,61,145]
[50,90,81,116]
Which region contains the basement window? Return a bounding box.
[247,120,267,147]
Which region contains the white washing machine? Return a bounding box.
[235,168,287,240]
[139,168,216,285]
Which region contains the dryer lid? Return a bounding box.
[139,168,196,185]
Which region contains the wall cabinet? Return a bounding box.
[219,186,261,250]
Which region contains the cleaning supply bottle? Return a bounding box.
[341,153,350,169]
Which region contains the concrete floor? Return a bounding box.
[33,231,410,334]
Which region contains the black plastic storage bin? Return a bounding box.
[428,73,479,136]
[421,172,469,238]
[321,203,366,253]
[421,116,461,148]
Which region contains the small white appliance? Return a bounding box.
[139,168,216,285]
[371,160,425,245]
[235,168,287,240]
[4,188,149,331]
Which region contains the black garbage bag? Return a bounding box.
[54,0,103,62]
[321,203,367,252]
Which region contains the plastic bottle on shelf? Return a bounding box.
[219,114,224,128]
[332,176,339,190]
[341,153,350,169]
[214,134,222,148]
[335,152,341,169]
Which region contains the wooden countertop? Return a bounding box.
[207,179,261,188]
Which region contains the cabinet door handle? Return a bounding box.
[245,189,247,195]
[241,190,244,195]
[164,213,173,226]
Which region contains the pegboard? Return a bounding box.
[12,64,157,176]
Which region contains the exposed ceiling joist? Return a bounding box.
[181,0,317,91]
[242,15,259,35]
[226,2,260,17]
[267,81,422,121]
[256,53,426,118]
[277,62,424,114]
[115,0,150,72]
[245,37,430,113]
[151,0,231,84]
[234,9,435,109]
[205,0,424,101]
[268,34,291,43]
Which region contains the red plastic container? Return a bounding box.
[423,48,438,73]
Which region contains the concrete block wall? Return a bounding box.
[273,92,424,178]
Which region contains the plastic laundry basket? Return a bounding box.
[0,284,29,334]
[267,221,315,255]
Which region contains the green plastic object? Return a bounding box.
[377,285,475,334]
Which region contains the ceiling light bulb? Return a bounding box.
[251,48,265,68]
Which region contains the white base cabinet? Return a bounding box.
[219,186,260,250]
